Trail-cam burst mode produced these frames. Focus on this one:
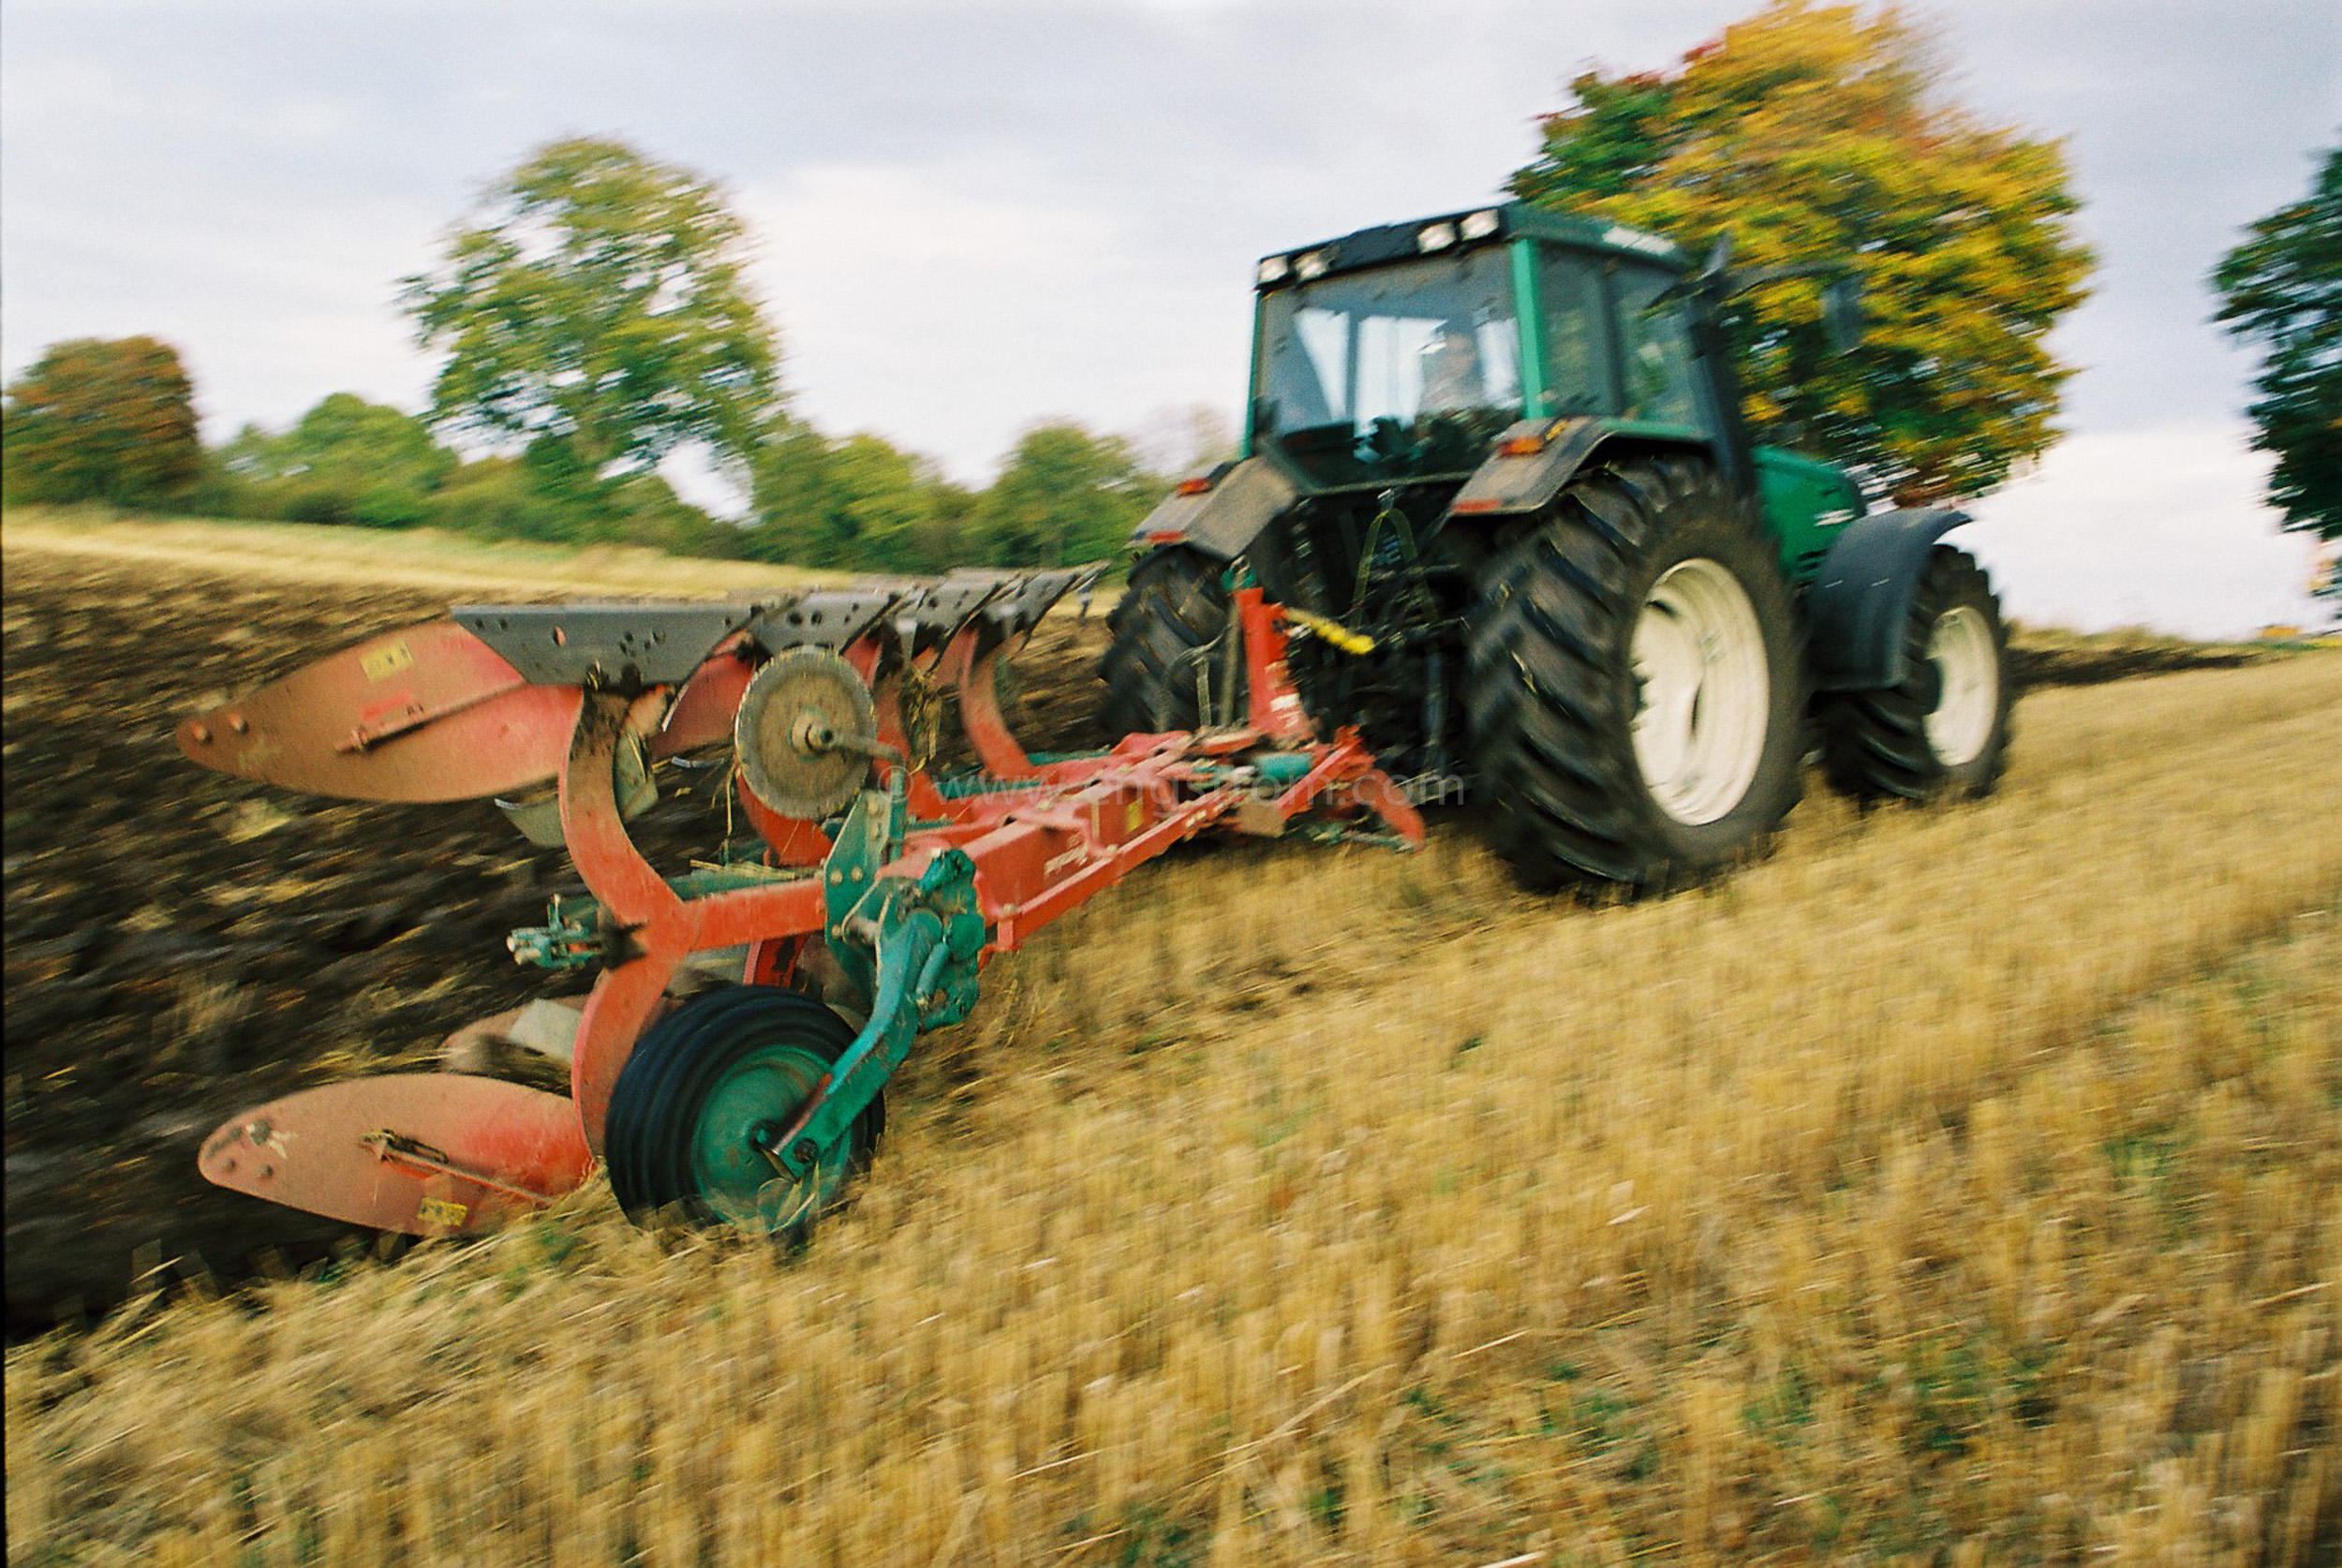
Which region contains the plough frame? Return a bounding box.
[183,567,1420,1237]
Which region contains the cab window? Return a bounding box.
[1609,266,1702,429]
[1253,248,1523,485]
[1536,250,1607,416]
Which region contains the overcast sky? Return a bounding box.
[3,0,2335,635]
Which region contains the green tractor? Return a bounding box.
[1103,200,2012,890]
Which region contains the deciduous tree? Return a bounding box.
[823,434,941,570]
[974,422,1157,568]
[746,422,947,571]
[1127,402,1238,484]
[426,456,572,540]
[2213,142,2341,549]
[1512,0,2092,502]
[2,335,202,507]
[402,137,778,493]
[221,393,455,526]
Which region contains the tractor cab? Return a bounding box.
[1247,203,1714,491]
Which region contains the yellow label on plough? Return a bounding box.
[361,642,416,681]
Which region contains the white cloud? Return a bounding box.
[1960,423,2327,639]
[739,161,1251,484]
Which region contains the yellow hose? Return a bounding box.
[1282,607,1376,656]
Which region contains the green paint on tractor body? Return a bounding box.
[1243,200,1865,584]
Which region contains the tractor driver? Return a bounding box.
[1419,318,1486,413]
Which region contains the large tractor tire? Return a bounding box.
[1818,545,2011,803]
[604,984,883,1235]
[1098,547,1236,734]
[1465,456,1806,892]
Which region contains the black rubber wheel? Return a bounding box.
[1465,456,1807,892]
[604,984,883,1234]
[1098,547,1236,734]
[1819,545,2011,803]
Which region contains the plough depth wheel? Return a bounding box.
[604,985,884,1234]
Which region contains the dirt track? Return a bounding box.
[0,539,1113,1333]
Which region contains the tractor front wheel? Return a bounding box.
[604,984,882,1235]
[1818,546,2011,803]
[1098,547,1236,734]
[1465,457,1806,892]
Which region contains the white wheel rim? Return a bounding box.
[1630,558,1771,825]
[1923,605,1999,766]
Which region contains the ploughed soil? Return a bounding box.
[1,545,1117,1336]
[0,541,2288,1334]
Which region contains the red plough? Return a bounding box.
[181,567,1420,1237]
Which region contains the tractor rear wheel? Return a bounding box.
[604,984,882,1235]
[1819,545,2011,803]
[1465,457,1806,892]
[1098,547,1235,734]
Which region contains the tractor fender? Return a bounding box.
[1804,508,1973,690]
[1126,456,1298,561]
[1444,417,1712,520]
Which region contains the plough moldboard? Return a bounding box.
[179,565,1422,1239]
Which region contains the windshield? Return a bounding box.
[1253,249,1522,487]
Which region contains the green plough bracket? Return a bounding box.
[777,787,987,1177]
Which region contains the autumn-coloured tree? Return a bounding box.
[402,138,779,494]
[1512,0,2092,502]
[2,335,203,507]
[2213,142,2341,549]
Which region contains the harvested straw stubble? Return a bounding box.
[7,654,2339,1564]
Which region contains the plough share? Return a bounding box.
[180,566,1421,1238]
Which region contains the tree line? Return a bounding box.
[2,131,1220,574]
[3,354,1206,573]
[0,338,1211,574]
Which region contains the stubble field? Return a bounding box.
[5,511,2338,1565]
